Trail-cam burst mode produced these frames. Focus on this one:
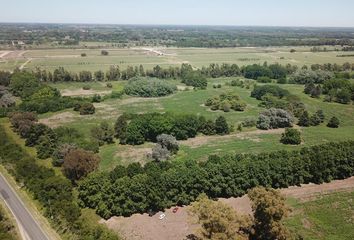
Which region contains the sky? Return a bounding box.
[1,0,354,27]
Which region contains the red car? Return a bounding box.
[172,207,179,213]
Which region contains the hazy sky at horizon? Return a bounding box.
[1,0,354,27]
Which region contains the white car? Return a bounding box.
[159,213,166,220]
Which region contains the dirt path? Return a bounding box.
[19,58,32,70]
[104,177,354,240]
[0,51,12,58]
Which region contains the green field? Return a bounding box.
[286,190,354,240]
[37,77,354,171]
[1,46,353,73]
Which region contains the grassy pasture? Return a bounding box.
[1,46,353,73]
[286,190,354,240]
[38,77,354,171]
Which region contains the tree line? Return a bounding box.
[0,126,119,239]
[78,141,354,218]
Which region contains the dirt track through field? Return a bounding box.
[104,177,354,240]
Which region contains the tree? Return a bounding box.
[280,128,301,145]
[52,143,77,167]
[114,114,128,144]
[9,72,42,98]
[315,110,325,123]
[298,111,310,127]
[248,187,290,240]
[151,134,179,161]
[63,149,100,182]
[189,194,251,240]
[327,116,340,128]
[36,134,58,159]
[215,116,230,135]
[94,70,105,81]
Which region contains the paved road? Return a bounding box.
[0,174,49,240]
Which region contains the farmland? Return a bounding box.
[1,46,354,73]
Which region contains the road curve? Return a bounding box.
[0,174,49,240]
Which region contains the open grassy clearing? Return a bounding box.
[38,77,354,171]
[286,190,354,240]
[1,46,353,73]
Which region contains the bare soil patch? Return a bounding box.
[39,112,76,128]
[104,177,354,240]
[180,128,285,148]
[115,145,152,165]
[61,89,111,97]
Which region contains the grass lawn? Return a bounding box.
[37,77,354,170]
[286,191,354,240]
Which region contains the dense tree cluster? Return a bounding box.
[78,141,354,218]
[322,79,354,104]
[124,77,177,97]
[115,113,231,145]
[256,108,294,130]
[251,85,290,100]
[289,69,334,84]
[182,71,208,89]
[205,92,247,112]
[0,126,119,239]
[242,63,287,80]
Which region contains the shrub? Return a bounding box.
[106,83,113,88]
[256,108,293,130]
[327,117,340,128]
[151,134,179,162]
[101,50,109,56]
[79,103,95,115]
[205,92,246,112]
[257,76,272,83]
[52,144,77,167]
[242,118,257,128]
[81,53,87,57]
[82,85,91,90]
[124,78,177,97]
[92,94,102,103]
[280,128,301,145]
[91,121,114,146]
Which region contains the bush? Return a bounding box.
[124,78,177,97]
[106,83,113,88]
[280,128,301,145]
[101,50,109,56]
[82,85,91,90]
[257,76,272,83]
[242,118,257,128]
[91,121,114,146]
[81,53,87,57]
[256,108,293,130]
[79,103,95,115]
[205,92,246,112]
[327,117,340,128]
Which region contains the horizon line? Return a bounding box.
[1,21,354,29]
